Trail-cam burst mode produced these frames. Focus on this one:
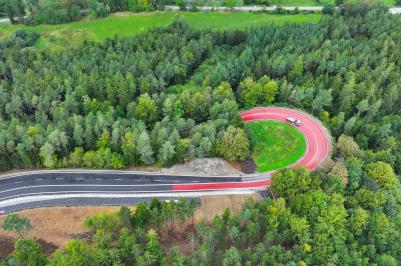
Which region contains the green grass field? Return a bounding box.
[0,12,321,49]
[246,121,307,172]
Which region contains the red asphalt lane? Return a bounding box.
[173,107,329,191]
[172,179,272,191]
[240,107,329,171]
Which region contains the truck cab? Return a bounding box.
[286,117,301,126]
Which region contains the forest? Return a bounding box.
[1,4,401,173]
[1,3,401,265]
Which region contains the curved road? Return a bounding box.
[0,107,329,212]
[240,107,330,171]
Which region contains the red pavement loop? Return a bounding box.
[173,107,329,191]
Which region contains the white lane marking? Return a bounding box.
[0,177,271,195]
[56,177,64,180]
[114,178,123,181]
[0,186,268,202]
[14,181,22,184]
[35,178,43,181]
[0,169,244,180]
[0,190,258,208]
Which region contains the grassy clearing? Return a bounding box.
[0,12,321,49]
[246,121,306,172]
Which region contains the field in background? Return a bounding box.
[0,12,321,49]
[246,121,307,172]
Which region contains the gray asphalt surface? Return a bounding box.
[0,171,243,203]
[1,196,201,213]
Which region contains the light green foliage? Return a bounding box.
[158,141,175,166]
[135,93,158,127]
[351,187,387,209]
[348,207,369,236]
[39,143,57,168]
[11,238,48,266]
[271,167,315,198]
[68,147,85,167]
[84,212,119,233]
[217,126,250,161]
[239,76,278,107]
[366,161,398,188]
[222,247,242,266]
[121,132,137,165]
[137,130,154,165]
[336,134,361,158]
[48,240,93,266]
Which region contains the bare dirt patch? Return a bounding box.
[0,237,14,258]
[0,194,257,256]
[0,206,122,248]
[198,194,258,221]
[162,158,242,176]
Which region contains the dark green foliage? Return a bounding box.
[7,0,156,25]
[0,20,247,170]
[25,0,83,25]
[2,5,401,265]
[4,0,24,24]
[1,214,33,238]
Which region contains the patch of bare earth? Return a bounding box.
[162,158,242,176]
[0,194,258,257]
[0,206,122,248]
[198,194,259,221]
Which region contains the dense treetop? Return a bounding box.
[1,4,401,174]
[1,3,401,265]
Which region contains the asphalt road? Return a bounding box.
[0,107,329,212]
[1,196,199,213]
[0,170,270,211]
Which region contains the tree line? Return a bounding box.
[0,0,341,26]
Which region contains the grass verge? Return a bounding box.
[246,120,307,172]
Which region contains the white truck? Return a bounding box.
[286,117,301,126]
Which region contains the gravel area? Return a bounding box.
[162,158,242,176]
